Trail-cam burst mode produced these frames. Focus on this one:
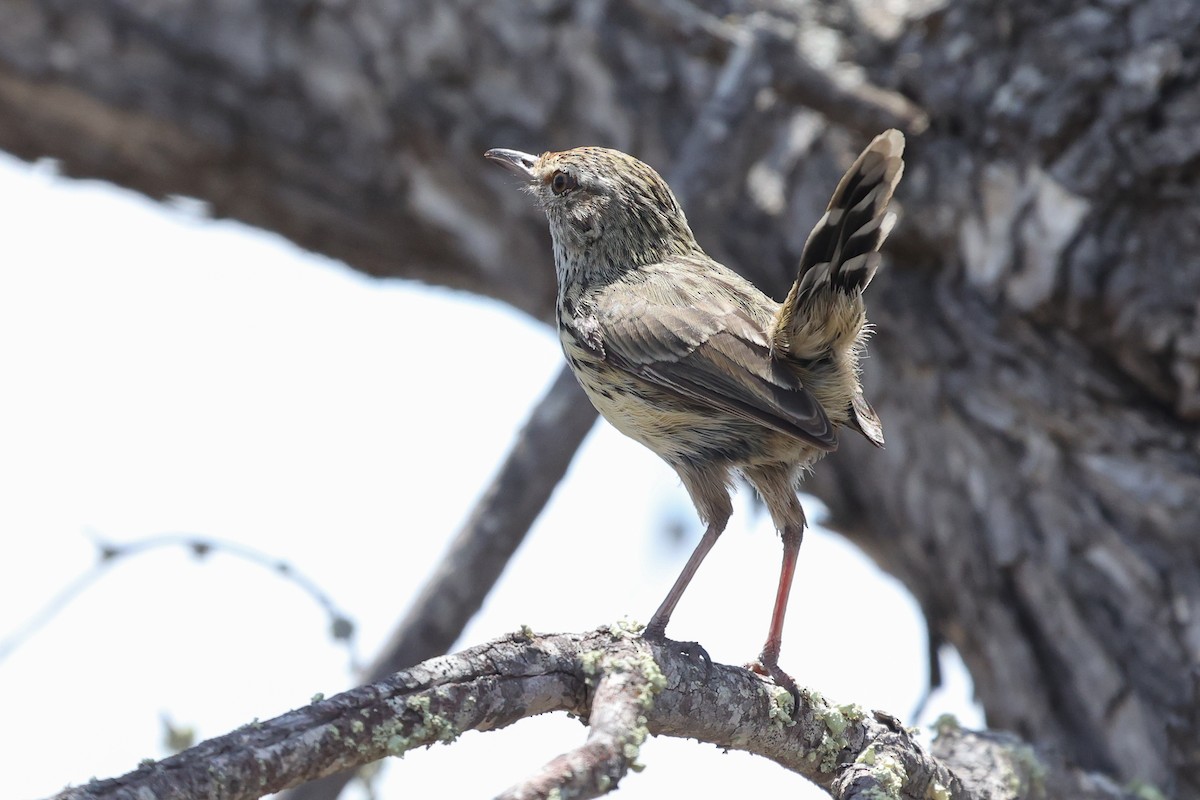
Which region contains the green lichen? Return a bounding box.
[768,686,796,729]
[138,758,156,769]
[931,713,959,738]
[630,653,666,709]
[608,617,644,638]
[1005,768,1021,796]
[928,780,951,800]
[371,693,460,758]
[1007,743,1047,798]
[816,739,846,773]
[839,703,867,724]
[350,720,365,734]
[586,648,665,710]
[206,762,233,795]
[1127,781,1169,800]
[517,624,535,640]
[859,750,906,800]
[800,687,852,772]
[576,634,664,776]
[311,692,325,703]
[617,709,652,773]
[801,687,827,708]
[581,649,604,682]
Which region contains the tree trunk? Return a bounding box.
[4,0,1197,795]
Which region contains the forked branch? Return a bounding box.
[51,625,1133,800]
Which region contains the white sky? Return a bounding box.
[0,152,982,800]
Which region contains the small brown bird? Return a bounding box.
[486,131,904,692]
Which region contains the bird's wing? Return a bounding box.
[592,278,837,452]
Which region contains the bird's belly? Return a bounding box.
[561,335,815,469]
[579,368,716,460]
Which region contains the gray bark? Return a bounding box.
[4,0,1198,796]
[51,628,1132,800]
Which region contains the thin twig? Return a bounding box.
[0,532,359,668]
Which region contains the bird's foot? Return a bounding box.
[748,656,801,711]
[674,639,714,680]
[642,625,713,681]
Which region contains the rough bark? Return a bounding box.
[4,0,1198,797]
[50,626,1135,800]
[812,4,1200,795]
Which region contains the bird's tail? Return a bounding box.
[770,129,905,363]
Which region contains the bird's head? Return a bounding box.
[485,146,698,274]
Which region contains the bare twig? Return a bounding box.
[51,625,1136,800]
[0,532,359,667]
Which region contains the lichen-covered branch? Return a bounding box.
[274,370,595,800]
[6,0,1200,796]
[494,639,665,800]
[363,367,595,681]
[50,625,1142,800]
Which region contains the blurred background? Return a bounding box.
[2,1,1198,798]
[0,152,979,799]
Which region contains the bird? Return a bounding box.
[485,130,904,694]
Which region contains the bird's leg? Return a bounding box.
[644,520,725,640]
[750,522,804,701]
[644,519,726,679]
[647,469,732,642]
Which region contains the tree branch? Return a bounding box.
[365,367,595,679]
[284,33,792,798]
[495,636,661,800]
[50,625,1139,800]
[279,367,596,800]
[8,0,1198,793]
[621,0,929,137]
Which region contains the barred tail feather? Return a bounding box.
[771,129,905,361]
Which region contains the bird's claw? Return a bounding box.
[642,629,714,682]
[748,658,802,711]
[675,639,714,680]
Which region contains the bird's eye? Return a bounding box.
[550,171,577,196]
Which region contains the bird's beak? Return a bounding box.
[484,148,538,179]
